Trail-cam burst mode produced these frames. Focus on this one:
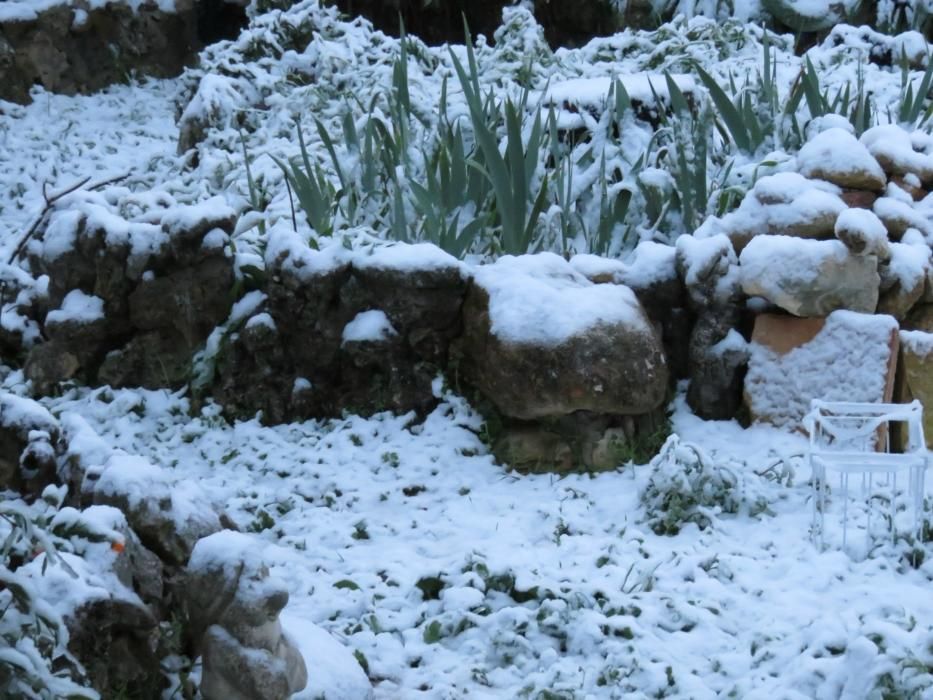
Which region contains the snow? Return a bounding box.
[26,379,933,699]
[900,330,933,356]
[543,74,699,114]
[472,253,650,346]
[861,124,933,178]
[45,289,105,325]
[0,392,57,434]
[875,196,933,237]
[354,242,464,275]
[675,233,739,304]
[4,4,933,699]
[19,549,140,620]
[281,616,374,700]
[621,241,678,288]
[342,310,397,345]
[711,172,847,243]
[160,196,235,237]
[745,311,898,428]
[796,127,885,185]
[886,241,930,292]
[245,312,276,332]
[0,0,177,23]
[834,207,889,256]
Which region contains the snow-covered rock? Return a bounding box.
[715,172,847,252]
[877,241,929,319]
[739,236,880,317]
[833,207,890,258]
[458,253,668,420]
[87,454,224,566]
[797,127,885,191]
[861,125,933,182]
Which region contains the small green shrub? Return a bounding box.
[640,435,741,535]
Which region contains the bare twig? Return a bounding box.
[0,173,130,315]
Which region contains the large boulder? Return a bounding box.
[457,253,668,420]
[739,236,880,317]
[572,242,691,379]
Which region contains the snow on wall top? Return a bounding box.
[473,252,650,347]
[0,0,176,22]
[543,74,699,110]
[901,329,933,357]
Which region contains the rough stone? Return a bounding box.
[0,392,61,493]
[66,597,160,700]
[797,127,886,191]
[877,263,926,320]
[739,237,880,317]
[26,199,237,391]
[0,0,247,104]
[457,278,668,421]
[686,312,749,421]
[903,303,933,332]
[839,188,879,209]
[833,208,890,259]
[899,331,933,441]
[87,455,224,566]
[675,234,743,311]
[24,340,81,394]
[215,241,467,422]
[493,426,575,473]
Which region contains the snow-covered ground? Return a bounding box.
[23,378,931,698]
[3,2,933,698]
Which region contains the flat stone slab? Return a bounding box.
[745,311,899,429]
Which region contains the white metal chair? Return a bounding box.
[805,399,929,551]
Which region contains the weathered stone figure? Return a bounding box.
[186,531,308,700]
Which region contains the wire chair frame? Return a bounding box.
[805,399,929,552]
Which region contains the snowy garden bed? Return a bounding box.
[3,1,933,698]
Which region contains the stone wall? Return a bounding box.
[0,0,247,104]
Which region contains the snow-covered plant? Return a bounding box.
[640,435,741,535]
[0,486,118,699]
[898,51,933,128]
[272,117,340,237]
[449,34,550,256]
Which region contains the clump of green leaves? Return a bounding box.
[640,435,741,536]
